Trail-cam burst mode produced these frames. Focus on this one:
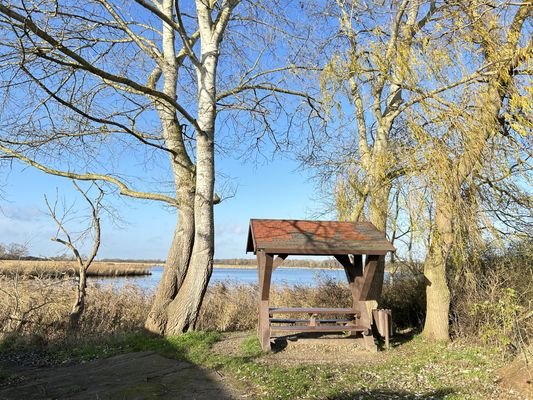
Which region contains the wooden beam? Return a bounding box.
[257,250,273,351]
[335,254,362,304]
[273,254,288,270]
[358,255,385,301]
[260,248,390,256]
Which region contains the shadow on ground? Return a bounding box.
[327,388,455,399]
[0,351,237,400]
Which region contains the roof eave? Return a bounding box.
[254,247,393,256]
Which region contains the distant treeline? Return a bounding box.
[0,242,29,260]
[99,258,165,264]
[213,258,341,268]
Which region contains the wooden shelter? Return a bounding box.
[246,219,396,351]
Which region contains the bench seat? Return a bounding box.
[269,318,354,324]
[270,325,368,333]
[269,307,356,315]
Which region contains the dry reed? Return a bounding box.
[197,277,353,331]
[0,260,153,278]
[0,273,425,343]
[0,277,152,342]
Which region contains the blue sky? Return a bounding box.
[0,0,335,261]
[0,152,322,260]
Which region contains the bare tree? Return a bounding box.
[45,182,103,330]
[0,0,317,335]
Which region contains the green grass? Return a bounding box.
[0,332,509,399]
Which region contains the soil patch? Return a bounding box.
[0,351,240,400]
[212,331,383,366]
[496,355,532,399]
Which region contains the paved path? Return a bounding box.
[0,351,238,399]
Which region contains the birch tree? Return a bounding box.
[0,0,317,335]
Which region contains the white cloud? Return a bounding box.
[0,204,45,222]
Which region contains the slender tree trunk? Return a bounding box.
[69,269,87,331]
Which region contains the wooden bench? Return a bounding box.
[268,307,368,334]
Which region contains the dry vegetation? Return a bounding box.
[0,260,153,278]
[197,276,426,332]
[0,245,530,356]
[0,275,392,342]
[0,277,151,341]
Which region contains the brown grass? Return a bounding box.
[0,273,425,343]
[0,276,152,341]
[0,260,153,278]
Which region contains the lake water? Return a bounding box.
[95,266,351,291]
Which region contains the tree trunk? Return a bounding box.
[145,31,218,335]
[367,127,392,233]
[163,39,217,334]
[364,136,391,313]
[422,195,454,341]
[145,204,195,334]
[68,269,87,331]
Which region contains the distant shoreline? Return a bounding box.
[212,264,343,270]
[147,263,343,270]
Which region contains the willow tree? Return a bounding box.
[412,0,532,341]
[310,0,530,341]
[313,0,490,233]
[0,0,316,335]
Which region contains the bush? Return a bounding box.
[380,274,426,330]
[450,239,532,352]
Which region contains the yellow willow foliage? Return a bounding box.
[506,88,533,137]
[335,169,367,222]
[319,54,346,116]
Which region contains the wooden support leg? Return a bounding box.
[259,300,270,351]
[362,332,377,352]
[384,311,390,349]
[257,251,273,351]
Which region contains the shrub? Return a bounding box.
[380,274,426,330]
[450,239,532,352]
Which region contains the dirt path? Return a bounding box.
[0,351,240,400]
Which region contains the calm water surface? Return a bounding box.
[95,266,350,291]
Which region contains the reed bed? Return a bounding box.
[0,277,152,341]
[0,273,425,343]
[0,260,153,278]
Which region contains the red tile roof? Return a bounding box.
[246,219,395,255]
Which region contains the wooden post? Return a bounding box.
[257,250,273,351]
[358,255,385,339]
[358,255,385,301]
